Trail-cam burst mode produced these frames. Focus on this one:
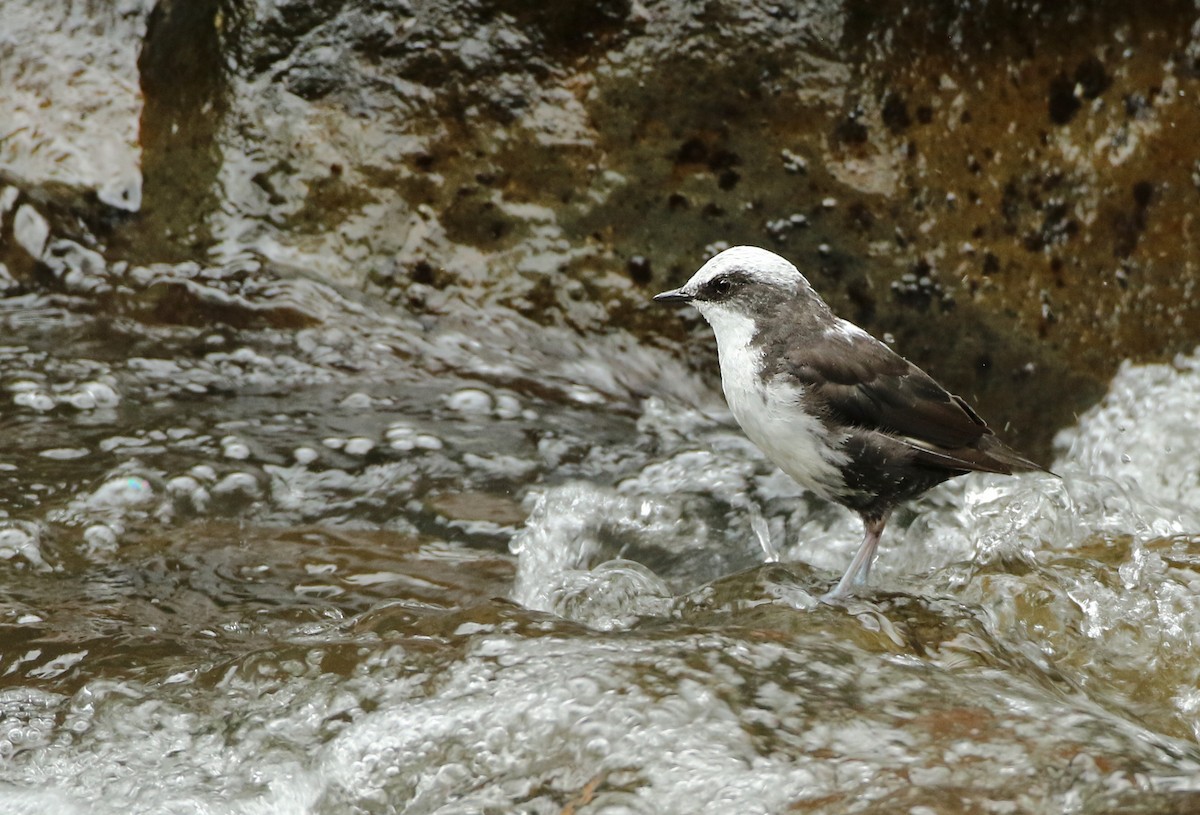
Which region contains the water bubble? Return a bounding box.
[87,476,154,511]
[344,437,375,456]
[61,381,120,410]
[189,465,217,482]
[340,392,375,409]
[446,388,494,414]
[13,204,49,258]
[494,393,522,419]
[221,437,251,460]
[212,472,261,498]
[40,448,89,460]
[293,446,320,465]
[165,475,210,514]
[414,434,443,451]
[82,524,118,556]
[0,522,49,569]
[82,381,119,407]
[13,389,56,412]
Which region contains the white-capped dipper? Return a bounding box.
[654,245,1047,600]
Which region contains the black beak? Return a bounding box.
[653,287,691,304]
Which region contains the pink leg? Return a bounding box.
[823,515,889,601]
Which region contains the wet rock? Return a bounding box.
[197,2,1199,456]
[0,0,152,211]
[5,0,1200,459]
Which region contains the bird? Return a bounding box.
[653,245,1047,600]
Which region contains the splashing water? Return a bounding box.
[3,252,1200,815]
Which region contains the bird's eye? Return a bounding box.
[710,277,732,296]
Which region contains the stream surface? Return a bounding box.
[4,3,1200,809]
[0,266,1199,814]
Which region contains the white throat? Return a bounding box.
[696,304,760,371]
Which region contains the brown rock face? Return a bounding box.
[8,1,1200,458]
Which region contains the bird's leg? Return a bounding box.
[824,514,889,601]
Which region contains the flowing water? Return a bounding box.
[5,0,1200,810]
[1,251,1199,814]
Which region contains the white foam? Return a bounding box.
[1054,348,1200,511]
[509,483,678,627]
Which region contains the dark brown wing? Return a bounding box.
[779,329,990,449]
[774,326,1051,476]
[755,309,1049,477]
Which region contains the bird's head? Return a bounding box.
[654,246,826,341]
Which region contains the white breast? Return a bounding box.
[701,307,848,499]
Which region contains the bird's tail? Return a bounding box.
[906,433,1055,476]
[975,434,1055,476]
